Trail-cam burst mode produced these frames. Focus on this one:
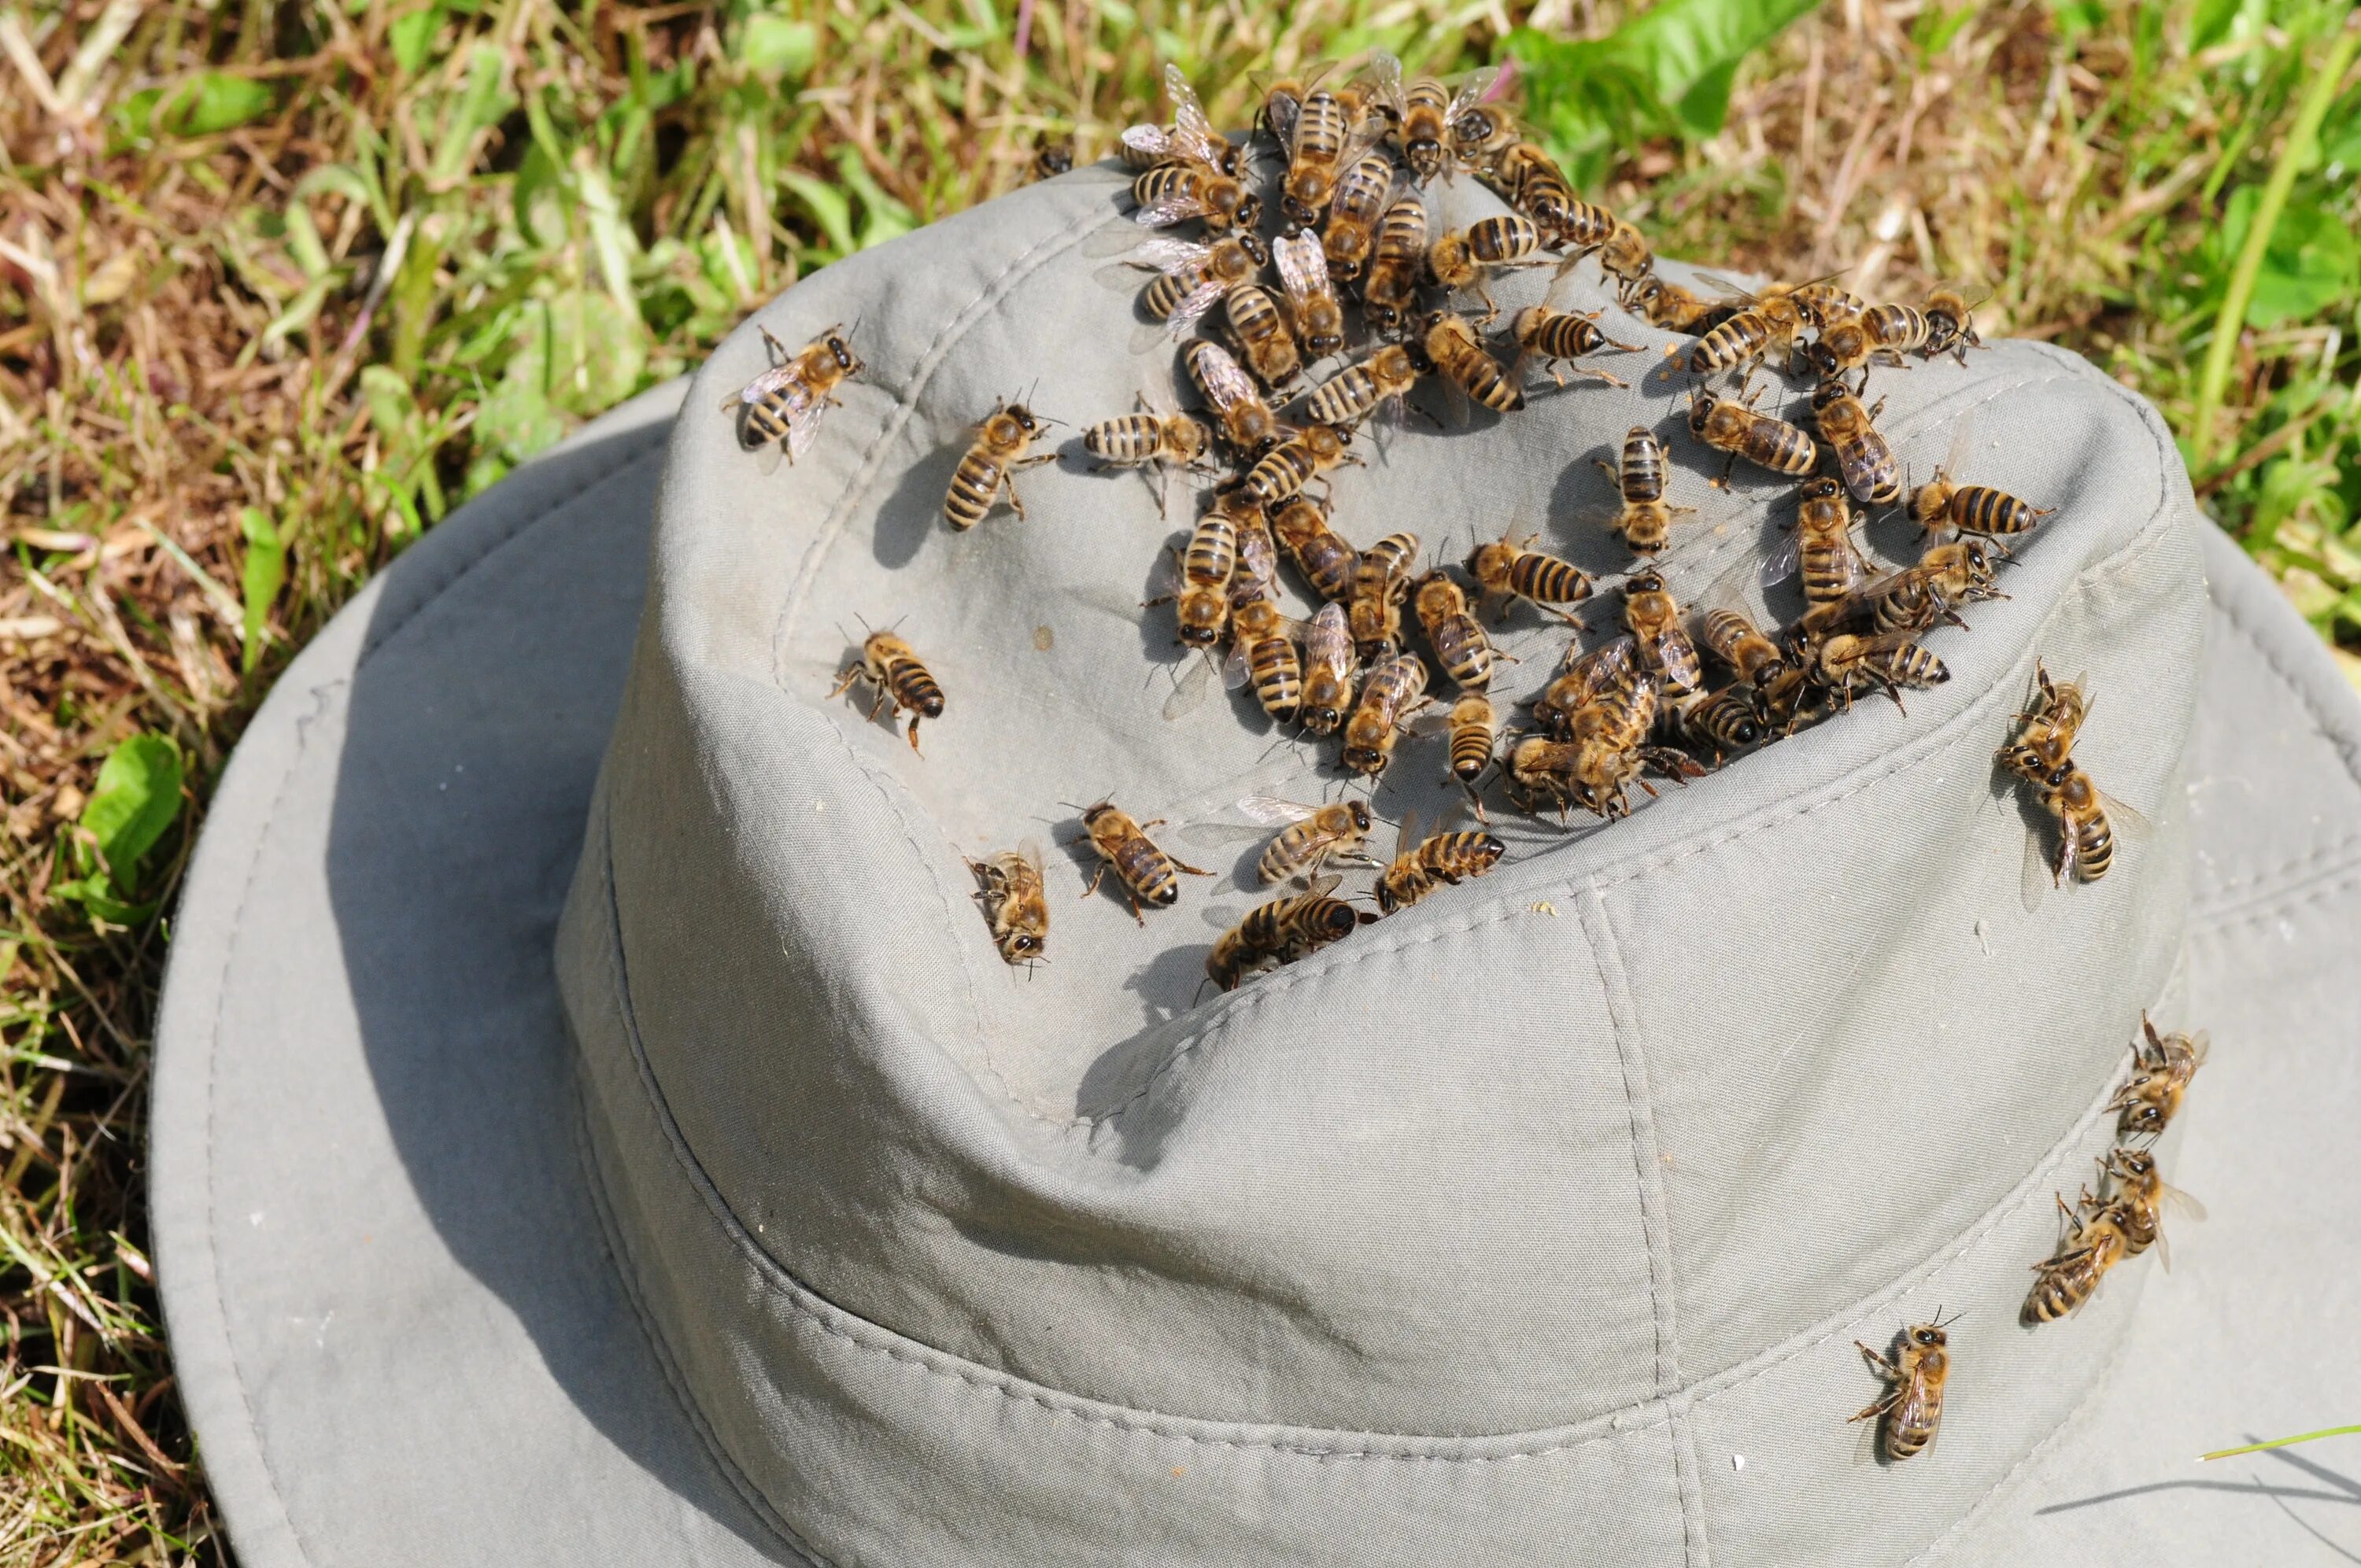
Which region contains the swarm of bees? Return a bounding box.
[724,53,2222,1471]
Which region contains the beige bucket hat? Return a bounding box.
[152,154,2361,1566]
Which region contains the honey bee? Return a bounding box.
[1806,303,1927,385]
[2110,1014,2209,1140]
[1668,683,1768,759]
[1348,531,1420,658]
[1849,1315,1956,1460]
[1864,537,2006,635]
[1699,606,1787,692]
[944,400,1055,530]
[1132,158,1261,234]
[1421,310,1525,414]
[1444,690,1498,795]
[1298,344,1422,428]
[1121,64,1242,175]
[1158,498,1242,649]
[1028,137,1075,182]
[1242,796,1380,884]
[1509,300,1639,391]
[829,626,946,753]
[1687,387,1817,481]
[1340,651,1431,777]
[1280,82,1385,228]
[1242,422,1357,507]
[1411,569,1501,689]
[1995,666,2088,788]
[1764,477,1870,607]
[1184,339,1284,458]
[1922,285,1989,363]
[1515,640,1703,819]
[1448,104,1518,176]
[1686,278,1822,377]
[1626,275,1739,335]
[1911,418,2055,544]
[1226,281,1305,388]
[1465,529,1594,618]
[1205,873,1369,991]
[1810,379,1902,506]
[1081,396,1215,515]
[1073,799,1210,922]
[1221,533,1306,723]
[1594,426,1697,554]
[2026,1195,2130,1323]
[1596,222,1655,304]
[1427,216,1550,319]
[1270,496,1359,600]
[2099,1146,2206,1267]
[1805,629,1950,712]
[1621,570,1702,693]
[1497,146,1614,255]
[1119,233,1270,341]
[1374,806,1506,914]
[1362,194,1430,336]
[966,843,1049,965]
[2019,761,2146,909]
[1272,231,1347,363]
[1377,55,1497,184]
[1299,600,1361,735]
[721,323,864,472]
[1321,152,1397,282]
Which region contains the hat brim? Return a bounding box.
[153,378,2361,1566]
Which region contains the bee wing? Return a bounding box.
[1264,89,1299,152]
[1018,839,1046,876]
[1162,65,1225,167]
[1192,341,1258,412]
[1156,279,1230,344]
[1654,629,1703,693]
[1298,872,1343,902]
[2097,786,2152,844]
[2160,1180,2209,1223]
[754,439,786,475]
[1934,407,1980,484]
[1432,795,1466,836]
[1304,600,1353,667]
[1391,805,1423,861]
[1273,232,1330,321]
[1887,1369,1940,1455]
[1566,634,1639,703]
[1364,50,1405,113]
[1692,271,1768,307]
[1120,121,1173,161]
[1221,640,1254,691]
[1135,190,1208,227]
[1162,652,1217,720]
[1133,236,1212,273]
[771,372,830,463]
[1236,794,1319,826]
[1447,68,1498,120]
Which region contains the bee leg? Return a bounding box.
[904,715,925,755]
[1172,858,1214,877]
[1125,891,1147,927]
[826,666,864,701]
[1003,480,1029,523]
[1080,862,1108,901]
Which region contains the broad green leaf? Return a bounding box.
[238,507,286,676]
[835,148,916,249]
[77,733,184,898]
[430,43,515,185]
[2211,187,2361,328]
[736,14,816,80]
[390,4,443,73]
[513,140,571,249]
[180,73,277,135]
[541,289,648,415]
[781,170,855,254]
[2190,0,2247,50]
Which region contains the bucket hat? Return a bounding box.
[151,149,2361,1567]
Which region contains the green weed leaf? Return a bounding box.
[781,169,855,255]
[2211,186,2361,328]
[1509,0,1822,179]
[736,15,817,80]
[390,4,443,73]
[69,733,185,912]
[113,73,278,143]
[238,507,286,677]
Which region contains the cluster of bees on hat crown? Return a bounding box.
[723,56,2214,1461]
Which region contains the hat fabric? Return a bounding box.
[153,160,2361,1568]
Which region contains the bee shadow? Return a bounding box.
[870,437,973,571]
[1104,936,1226,1046]
[1544,444,1645,579]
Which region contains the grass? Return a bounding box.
[2,0,2357,1558]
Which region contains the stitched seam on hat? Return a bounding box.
[198,681,340,1566]
[567,847,836,1567]
[1579,886,1705,1565]
[1079,395,2182,1131]
[590,763,2158,1454]
[2190,859,2361,937]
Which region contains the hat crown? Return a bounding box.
[559,170,2204,1559]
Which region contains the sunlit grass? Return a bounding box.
[2,0,2358,1555]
